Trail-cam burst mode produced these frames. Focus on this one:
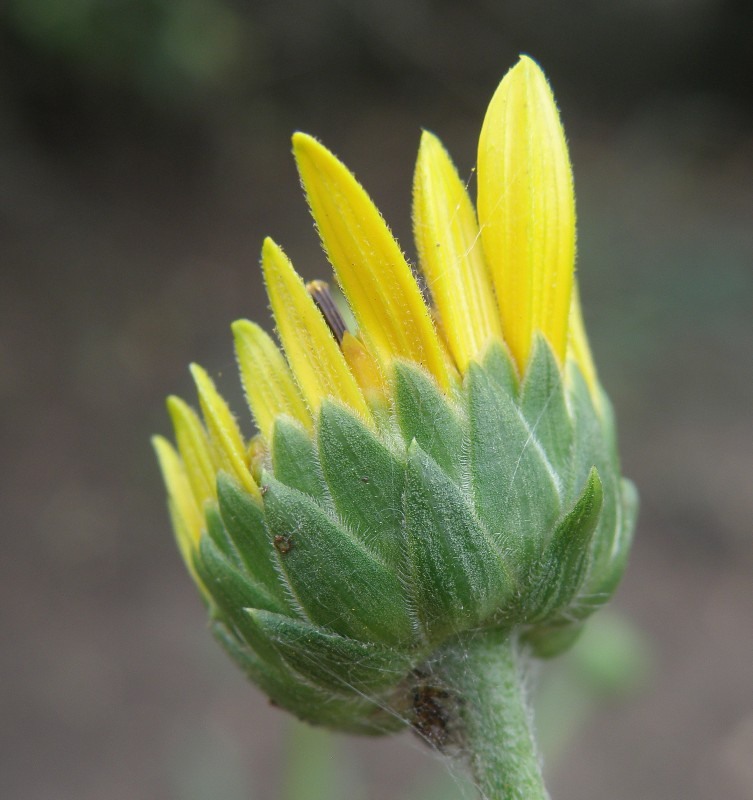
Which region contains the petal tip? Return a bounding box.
[188,362,206,385]
[165,394,181,413]
[150,433,170,459]
[230,318,251,337]
[291,130,315,149]
[418,128,438,148]
[261,235,277,259]
[292,132,325,166]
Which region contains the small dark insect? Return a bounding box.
[411,681,451,750]
[273,534,293,554]
[360,475,370,483]
[260,485,269,496]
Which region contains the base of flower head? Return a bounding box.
[192,337,636,731]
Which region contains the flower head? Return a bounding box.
[153,56,636,731]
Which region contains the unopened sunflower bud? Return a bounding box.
[154,56,636,734]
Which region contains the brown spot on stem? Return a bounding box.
[411,680,451,750]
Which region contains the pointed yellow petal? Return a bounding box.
[413,130,502,370]
[232,319,312,439]
[430,304,465,378]
[477,55,575,371]
[189,363,261,500]
[261,237,372,422]
[292,132,451,389]
[152,435,208,596]
[567,282,601,409]
[166,396,216,506]
[152,435,203,543]
[341,332,387,404]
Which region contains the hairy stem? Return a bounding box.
[433,629,549,800]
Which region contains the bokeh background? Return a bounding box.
[2,2,752,799]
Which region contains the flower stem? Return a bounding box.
[433,629,549,800]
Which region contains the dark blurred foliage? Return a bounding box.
[2,4,753,800]
[3,0,753,151]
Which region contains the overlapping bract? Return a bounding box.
[153,56,636,732]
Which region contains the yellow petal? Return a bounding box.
[413,130,502,370]
[477,55,575,371]
[261,237,372,422]
[189,363,261,500]
[341,332,387,404]
[567,282,601,409]
[152,435,208,596]
[166,395,216,506]
[232,319,312,439]
[292,132,451,389]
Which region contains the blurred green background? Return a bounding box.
[2,2,752,799]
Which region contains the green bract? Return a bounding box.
[193,340,636,733]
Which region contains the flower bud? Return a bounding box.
[154,57,636,732]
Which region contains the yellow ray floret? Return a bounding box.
[189,363,261,500]
[166,395,216,508]
[413,130,502,371]
[152,435,207,595]
[261,237,372,422]
[477,55,575,372]
[567,282,601,409]
[341,332,387,403]
[232,319,313,439]
[292,133,451,389]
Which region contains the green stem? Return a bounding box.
[434,629,549,800]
